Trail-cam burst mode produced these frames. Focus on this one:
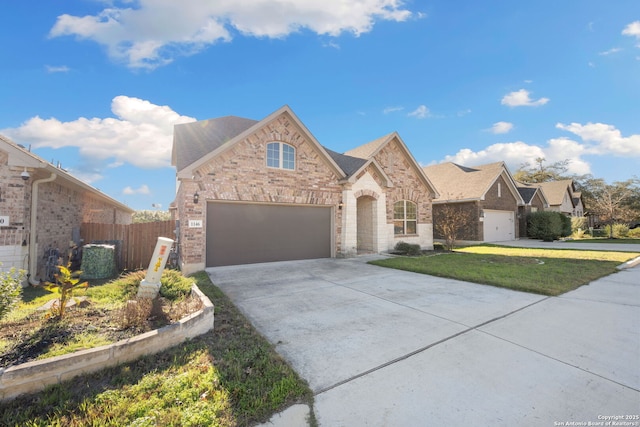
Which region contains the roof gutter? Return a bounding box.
[28,172,57,285]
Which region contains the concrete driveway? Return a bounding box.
[206,251,640,426]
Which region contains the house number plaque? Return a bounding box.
[188,219,203,228]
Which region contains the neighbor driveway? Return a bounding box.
[206,250,640,425]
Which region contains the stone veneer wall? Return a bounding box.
[370,139,434,249]
[0,285,214,401]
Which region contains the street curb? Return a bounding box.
[617,256,640,270]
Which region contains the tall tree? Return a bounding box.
[513,158,570,183]
[576,177,640,237]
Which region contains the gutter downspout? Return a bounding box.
[28,172,57,285]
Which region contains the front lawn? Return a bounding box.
[0,272,313,427]
[370,245,640,296]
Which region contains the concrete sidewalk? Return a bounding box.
[207,250,640,426]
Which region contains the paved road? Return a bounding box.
[206,244,640,426]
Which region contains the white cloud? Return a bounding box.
[441,141,591,177]
[408,105,430,119]
[383,106,404,114]
[438,121,640,178]
[123,184,150,195]
[622,21,640,45]
[46,65,70,73]
[556,122,640,157]
[489,121,513,134]
[598,47,622,55]
[49,0,413,69]
[1,95,196,168]
[501,89,549,107]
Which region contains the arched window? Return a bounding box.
[394,200,417,235]
[266,142,295,170]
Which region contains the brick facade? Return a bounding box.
[479,174,520,239]
[372,140,433,225]
[177,113,343,271]
[174,109,436,273]
[0,142,133,278]
[432,173,521,242]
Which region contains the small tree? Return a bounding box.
[44,263,88,319]
[0,265,25,321]
[435,203,474,251]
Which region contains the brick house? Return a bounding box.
[528,179,577,216]
[172,105,438,273]
[516,184,549,237]
[422,162,525,242]
[0,135,133,284]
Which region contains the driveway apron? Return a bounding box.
[206,254,640,426]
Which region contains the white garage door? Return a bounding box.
[206,202,332,267]
[483,210,515,242]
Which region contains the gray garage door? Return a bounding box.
[206,202,332,267]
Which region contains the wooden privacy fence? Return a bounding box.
[80,220,177,271]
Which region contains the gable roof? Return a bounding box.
[0,134,134,213]
[174,105,345,180]
[343,132,439,196]
[517,186,538,204]
[343,133,392,159]
[516,184,550,207]
[324,148,368,177]
[423,161,524,204]
[172,116,258,172]
[534,179,575,207]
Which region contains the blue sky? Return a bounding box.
[1,1,638,211]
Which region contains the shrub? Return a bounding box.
[629,227,640,238]
[160,269,194,300]
[604,223,629,238]
[394,241,422,256]
[527,211,565,241]
[571,216,588,233]
[559,214,572,237]
[0,265,25,321]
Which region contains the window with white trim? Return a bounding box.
[266,142,295,170]
[394,200,417,235]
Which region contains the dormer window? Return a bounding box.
[267,142,295,170]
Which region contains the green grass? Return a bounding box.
[370,245,639,296]
[0,272,313,427]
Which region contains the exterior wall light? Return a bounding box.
[193,192,199,204]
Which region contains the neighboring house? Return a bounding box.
[572,191,585,217]
[534,180,577,216]
[0,135,133,284]
[422,162,525,242]
[516,184,549,237]
[172,105,438,273]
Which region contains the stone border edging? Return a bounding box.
[0,284,214,401]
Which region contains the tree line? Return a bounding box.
[513,157,640,229]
